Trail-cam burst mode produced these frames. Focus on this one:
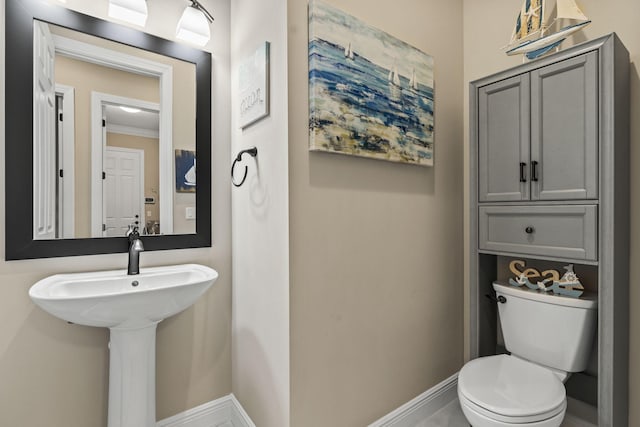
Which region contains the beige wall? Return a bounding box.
[462,1,640,424]
[288,0,464,425]
[107,132,161,224]
[0,0,232,425]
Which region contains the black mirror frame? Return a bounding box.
[5,0,212,260]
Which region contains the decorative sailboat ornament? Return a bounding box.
[505,0,591,60]
[546,263,585,298]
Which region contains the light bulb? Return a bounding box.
[108,0,148,27]
[119,106,141,113]
[176,6,210,46]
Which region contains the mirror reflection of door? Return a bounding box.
[55,85,75,239]
[33,21,56,240]
[103,146,144,237]
[101,102,159,237]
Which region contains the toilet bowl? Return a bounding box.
[458,354,566,427]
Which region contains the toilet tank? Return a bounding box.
[493,282,597,373]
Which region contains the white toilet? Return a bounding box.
[458,282,597,427]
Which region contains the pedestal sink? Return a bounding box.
[29,264,218,427]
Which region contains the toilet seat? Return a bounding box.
[458,389,566,424]
[458,355,566,423]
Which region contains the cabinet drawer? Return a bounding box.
[479,205,597,260]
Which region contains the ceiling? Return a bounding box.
[104,104,160,138]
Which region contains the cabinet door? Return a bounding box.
[478,74,530,202]
[530,52,598,200]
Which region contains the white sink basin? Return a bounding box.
[29,263,218,427]
[29,263,218,328]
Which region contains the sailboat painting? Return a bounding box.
[308,0,434,166]
[175,149,196,193]
[505,0,591,60]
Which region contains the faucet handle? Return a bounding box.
[126,224,139,237]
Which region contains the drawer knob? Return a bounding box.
[525,226,535,234]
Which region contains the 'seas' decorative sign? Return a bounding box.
[238,41,270,129]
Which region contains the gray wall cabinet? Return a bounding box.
[469,34,629,427]
[478,51,599,202]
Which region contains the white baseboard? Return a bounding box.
[368,373,459,427]
[228,395,257,427]
[157,394,256,427]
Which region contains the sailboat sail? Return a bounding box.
[506,0,590,59]
[344,42,355,60]
[556,0,588,21]
[409,69,418,90]
[388,65,401,87]
[511,0,543,43]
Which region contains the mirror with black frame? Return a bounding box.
[6,0,212,259]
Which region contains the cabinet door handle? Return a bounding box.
[531,161,539,182]
[519,162,527,183]
[525,226,535,234]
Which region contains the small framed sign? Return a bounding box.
[238,41,270,129]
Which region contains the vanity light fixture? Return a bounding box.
[176,0,214,46]
[108,0,148,27]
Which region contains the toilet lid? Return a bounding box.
[458,355,565,419]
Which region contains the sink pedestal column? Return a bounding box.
[108,323,158,427]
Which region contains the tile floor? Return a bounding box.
[417,399,468,426]
[418,397,597,427]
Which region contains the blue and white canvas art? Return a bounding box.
[175,149,196,193]
[308,0,434,166]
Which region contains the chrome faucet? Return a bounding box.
[126,226,145,275]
